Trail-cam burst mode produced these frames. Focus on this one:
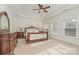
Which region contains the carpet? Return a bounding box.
[30,41,48,47]
[37,44,78,55]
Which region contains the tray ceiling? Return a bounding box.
[5,4,77,20]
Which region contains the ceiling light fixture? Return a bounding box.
[39,9,43,12]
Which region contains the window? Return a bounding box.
[64,18,76,37]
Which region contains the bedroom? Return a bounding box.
[0,4,79,55]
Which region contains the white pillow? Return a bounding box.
[27,29,34,33]
[33,29,39,32]
[26,28,39,33]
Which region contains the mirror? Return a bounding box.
[64,18,76,37]
[0,12,10,33]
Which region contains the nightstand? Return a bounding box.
[17,32,24,39]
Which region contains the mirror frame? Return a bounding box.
[0,11,10,33]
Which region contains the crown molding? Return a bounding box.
[42,5,79,21]
[14,5,79,21]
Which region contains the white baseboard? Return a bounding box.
[51,34,79,46]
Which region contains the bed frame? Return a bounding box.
[24,26,48,44]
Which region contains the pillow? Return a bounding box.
[27,29,34,33]
[26,28,39,33]
[33,29,39,32]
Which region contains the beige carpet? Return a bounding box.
[14,39,79,55]
[37,44,78,55]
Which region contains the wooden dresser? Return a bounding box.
[0,32,17,55]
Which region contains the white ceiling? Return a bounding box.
[5,4,77,20]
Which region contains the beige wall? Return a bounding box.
[43,6,79,46]
[10,17,43,32]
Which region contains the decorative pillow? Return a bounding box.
[27,29,34,33]
[33,29,39,32]
[26,28,39,33]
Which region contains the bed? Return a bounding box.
[24,26,48,44]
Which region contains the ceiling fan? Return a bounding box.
[33,4,51,13]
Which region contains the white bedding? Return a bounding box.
[30,33,47,40]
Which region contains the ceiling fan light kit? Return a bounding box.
[39,9,43,12]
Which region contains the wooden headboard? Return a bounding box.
[24,26,39,33]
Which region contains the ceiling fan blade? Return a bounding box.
[43,9,48,13]
[38,4,43,9]
[43,6,50,9]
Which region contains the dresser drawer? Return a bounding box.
[2,41,10,54]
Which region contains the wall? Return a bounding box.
[10,17,43,32]
[0,5,7,11]
[43,6,79,46]
[0,5,43,32]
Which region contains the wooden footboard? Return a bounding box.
[26,32,48,44]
